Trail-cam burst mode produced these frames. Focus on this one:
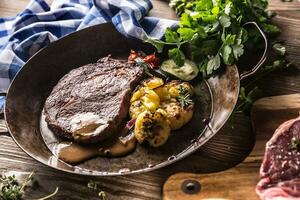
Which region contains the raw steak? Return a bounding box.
[44,55,144,143]
[256,116,300,200]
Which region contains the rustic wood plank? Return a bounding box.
[163,94,300,200]
[0,0,299,199]
[268,0,300,11]
[0,0,53,16]
[0,112,254,199]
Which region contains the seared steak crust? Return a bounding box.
[44,56,143,143]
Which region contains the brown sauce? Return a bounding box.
[54,133,136,164]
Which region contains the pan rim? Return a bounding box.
[4,23,237,176]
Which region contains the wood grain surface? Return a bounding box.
[163,94,300,200]
[0,0,299,200]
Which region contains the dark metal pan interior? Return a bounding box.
[5,23,239,176]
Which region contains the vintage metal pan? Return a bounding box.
[3,22,267,176]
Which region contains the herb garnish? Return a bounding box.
[147,0,280,75]
[177,85,193,108]
[178,94,193,108]
[0,172,59,200]
[87,180,107,200]
[87,180,98,190]
[290,137,300,150]
[178,85,188,95]
[145,0,292,113]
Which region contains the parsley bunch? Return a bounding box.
[147,0,280,76]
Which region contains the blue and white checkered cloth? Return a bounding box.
[0,0,177,108]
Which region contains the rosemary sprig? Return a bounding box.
[177,93,193,108]
[177,85,193,108]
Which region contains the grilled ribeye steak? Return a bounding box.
[44,56,143,143]
[256,116,300,200]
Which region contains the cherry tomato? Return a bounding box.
[143,54,160,69]
[128,50,140,62]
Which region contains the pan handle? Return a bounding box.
[239,21,268,81]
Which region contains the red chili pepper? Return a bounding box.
[143,54,160,69]
[128,50,140,62]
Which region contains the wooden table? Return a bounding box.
[0,0,299,199]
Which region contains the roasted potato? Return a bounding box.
[154,86,170,101]
[130,77,163,116]
[161,102,194,130]
[130,87,144,102]
[143,77,164,89]
[130,77,195,147]
[134,109,171,147]
[165,81,194,98]
[129,100,146,119]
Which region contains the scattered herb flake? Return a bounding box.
[98,191,107,200]
[273,43,286,56]
[290,137,300,150]
[87,180,98,190]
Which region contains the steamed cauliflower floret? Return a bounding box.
[161,102,194,130]
[134,109,170,147]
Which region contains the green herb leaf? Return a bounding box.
[165,28,180,43]
[177,27,196,41]
[195,0,213,11]
[168,48,185,66]
[232,44,244,60]
[273,43,286,56]
[164,0,288,78]
[221,45,233,65]
[180,13,192,27]
[219,14,231,28]
[236,87,262,113]
[262,23,280,35]
[207,54,220,75]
